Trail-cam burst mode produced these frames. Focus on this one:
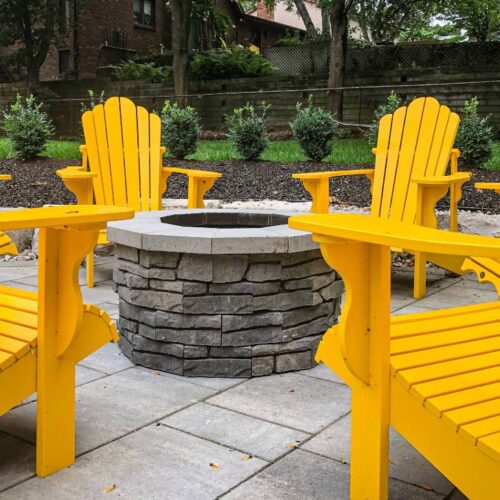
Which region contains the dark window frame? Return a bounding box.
[58,49,70,75]
[134,0,155,29]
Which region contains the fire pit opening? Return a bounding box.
[161,212,289,229]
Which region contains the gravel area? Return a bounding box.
[1,157,500,212]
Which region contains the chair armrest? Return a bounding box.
[56,166,96,180]
[292,169,374,180]
[475,182,500,193]
[289,213,500,259]
[0,205,133,232]
[412,172,471,186]
[163,166,222,179]
[0,175,12,181]
[57,167,96,205]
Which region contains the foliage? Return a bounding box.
[400,22,464,43]
[80,89,106,114]
[226,102,270,160]
[456,97,494,169]
[369,91,402,146]
[446,0,499,42]
[161,101,201,159]
[191,47,275,79]
[350,0,445,44]
[113,60,172,83]
[192,0,231,49]
[290,96,337,161]
[0,0,61,82]
[275,32,304,46]
[1,94,54,160]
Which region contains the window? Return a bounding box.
[134,0,155,28]
[59,0,70,32]
[59,50,70,75]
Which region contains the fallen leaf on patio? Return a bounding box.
[102,485,116,494]
[210,463,219,471]
[418,483,433,491]
[152,371,160,376]
[286,444,297,449]
[288,389,295,393]
[241,454,252,461]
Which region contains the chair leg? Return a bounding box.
[36,359,76,477]
[413,252,427,299]
[86,251,94,288]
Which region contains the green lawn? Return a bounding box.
[0,137,499,170]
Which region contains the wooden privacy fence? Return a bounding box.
[263,41,500,76]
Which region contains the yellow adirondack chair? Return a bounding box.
[0,174,18,255]
[289,213,500,500]
[293,97,471,298]
[57,96,222,288]
[0,205,133,478]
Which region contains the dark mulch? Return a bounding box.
[1,157,500,213]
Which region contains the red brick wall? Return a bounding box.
[40,0,167,81]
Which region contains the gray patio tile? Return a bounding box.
[0,367,213,456]
[80,281,117,304]
[0,432,35,492]
[0,266,38,283]
[163,402,309,461]
[136,367,243,391]
[416,282,498,310]
[207,372,351,433]
[79,341,133,374]
[298,363,346,385]
[96,301,119,320]
[392,304,437,316]
[301,414,454,496]
[0,425,266,500]
[1,280,37,292]
[222,449,442,500]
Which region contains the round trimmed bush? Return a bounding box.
[161,101,201,160]
[290,97,337,162]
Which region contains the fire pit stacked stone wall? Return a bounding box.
[108,210,344,378]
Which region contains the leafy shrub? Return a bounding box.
[2,94,54,160]
[456,97,494,168]
[191,48,275,80]
[369,91,401,146]
[226,102,270,161]
[290,96,337,161]
[161,101,201,159]
[113,60,172,83]
[80,89,106,113]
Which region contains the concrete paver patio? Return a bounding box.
[0,258,489,499]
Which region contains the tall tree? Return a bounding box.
[293,0,317,37]
[170,0,192,107]
[447,0,499,42]
[351,0,443,44]
[0,0,58,85]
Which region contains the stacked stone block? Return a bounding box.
[115,245,343,377]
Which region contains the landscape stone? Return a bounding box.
[125,273,148,289]
[209,281,280,295]
[212,255,248,283]
[282,258,331,280]
[156,310,221,329]
[282,315,330,341]
[312,272,338,291]
[283,276,313,290]
[252,335,322,356]
[222,312,282,332]
[131,335,184,357]
[118,317,138,333]
[253,289,314,311]
[183,294,253,314]
[283,303,332,328]
[252,356,274,376]
[210,346,252,358]
[182,281,208,295]
[149,279,184,292]
[319,280,345,301]
[183,358,251,377]
[147,268,176,280]
[132,351,184,374]
[119,286,183,312]
[116,245,139,263]
[177,254,213,281]
[222,326,282,346]
[140,250,179,268]
[282,249,321,266]
[155,327,222,346]
[246,262,281,282]
[275,351,312,372]
[184,346,209,358]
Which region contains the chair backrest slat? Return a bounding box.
[372,97,460,223]
[82,97,162,210]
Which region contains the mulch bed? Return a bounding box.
[1,157,500,213]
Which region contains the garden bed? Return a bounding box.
[1,157,500,213]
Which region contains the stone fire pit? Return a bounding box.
[108,209,343,377]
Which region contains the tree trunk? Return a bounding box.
[293,0,317,37]
[327,0,348,120]
[171,0,192,107]
[321,7,331,36]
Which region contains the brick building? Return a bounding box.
[0,1,301,82]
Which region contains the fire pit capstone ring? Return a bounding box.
[108,209,343,378]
